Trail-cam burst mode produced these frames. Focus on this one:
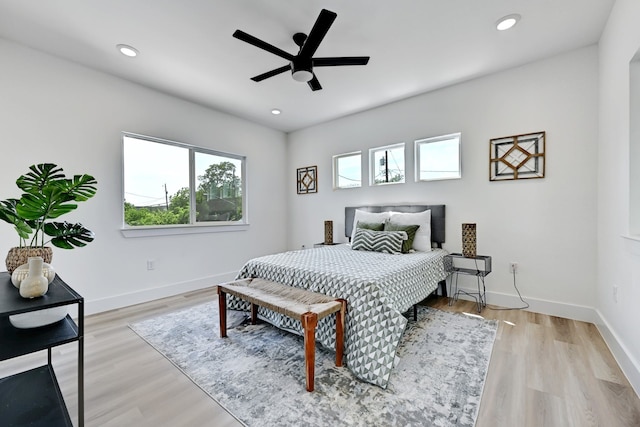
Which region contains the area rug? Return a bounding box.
[130,302,497,427]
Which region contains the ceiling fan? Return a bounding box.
[233,9,370,91]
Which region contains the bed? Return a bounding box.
[229,204,448,388]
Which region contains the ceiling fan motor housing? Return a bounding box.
[292,57,313,82]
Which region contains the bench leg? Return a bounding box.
[250,303,258,325]
[217,288,227,338]
[301,312,318,392]
[335,299,346,367]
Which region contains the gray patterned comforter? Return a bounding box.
[229,244,448,388]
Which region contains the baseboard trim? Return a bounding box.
[85,271,238,315]
[452,287,597,323]
[593,309,640,397]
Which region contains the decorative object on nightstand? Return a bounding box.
[18,257,48,299]
[444,253,492,312]
[324,220,333,245]
[296,165,317,194]
[462,223,477,258]
[489,131,545,181]
[11,259,55,288]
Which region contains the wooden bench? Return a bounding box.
[217,278,347,392]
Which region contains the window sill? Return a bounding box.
[120,223,249,238]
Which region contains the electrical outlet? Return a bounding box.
[147,259,155,270]
[510,262,518,273]
[613,285,619,303]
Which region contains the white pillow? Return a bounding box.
[350,210,391,242]
[388,210,431,251]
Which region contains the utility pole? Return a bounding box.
[164,183,169,210]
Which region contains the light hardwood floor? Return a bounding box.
[2,289,639,427]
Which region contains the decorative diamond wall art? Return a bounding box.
[297,165,318,194]
[489,131,545,181]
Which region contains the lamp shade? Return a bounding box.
[324,220,333,245]
[462,223,476,258]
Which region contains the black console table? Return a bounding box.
[0,272,84,427]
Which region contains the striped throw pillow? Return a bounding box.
[351,228,407,254]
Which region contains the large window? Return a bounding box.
[122,133,245,227]
[333,151,362,189]
[370,143,405,185]
[415,133,461,181]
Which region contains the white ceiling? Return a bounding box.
[0,0,614,133]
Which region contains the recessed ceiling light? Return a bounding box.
[496,14,521,31]
[117,44,139,57]
[271,109,281,115]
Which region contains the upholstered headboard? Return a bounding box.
[345,204,446,248]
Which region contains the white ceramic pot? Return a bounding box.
[11,262,56,288]
[9,306,69,329]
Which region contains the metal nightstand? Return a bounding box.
[444,253,492,312]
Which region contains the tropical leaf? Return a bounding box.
[0,199,32,239]
[43,222,95,249]
[16,187,78,220]
[16,163,65,193]
[58,174,98,202]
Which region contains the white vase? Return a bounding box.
[11,261,56,288]
[19,256,49,298]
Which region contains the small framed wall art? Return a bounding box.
[297,165,318,194]
[489,131,545,181]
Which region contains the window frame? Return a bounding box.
[121,132,247,237]
[332,151,362,190]
[369,142,406,186]
[414,132,462,182]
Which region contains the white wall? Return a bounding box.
[597,0,640,395]
[0,39,288,314]
[288,46,599,321]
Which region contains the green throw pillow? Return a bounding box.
[356,220,385,232]
[384,222,420,253]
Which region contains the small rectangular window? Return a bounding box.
[415,133,461,181]
[370,143,405,185]
[123,133,245,227]
[333,152,362,189]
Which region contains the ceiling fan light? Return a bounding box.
[292,69,313,82]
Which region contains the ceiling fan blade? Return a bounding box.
[299,9,337,58]
[233,30,295,61]
[250,64,292,82]
[313,57,370,67]
[308,75,322,91]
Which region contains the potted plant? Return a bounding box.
[0,163,97,273]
